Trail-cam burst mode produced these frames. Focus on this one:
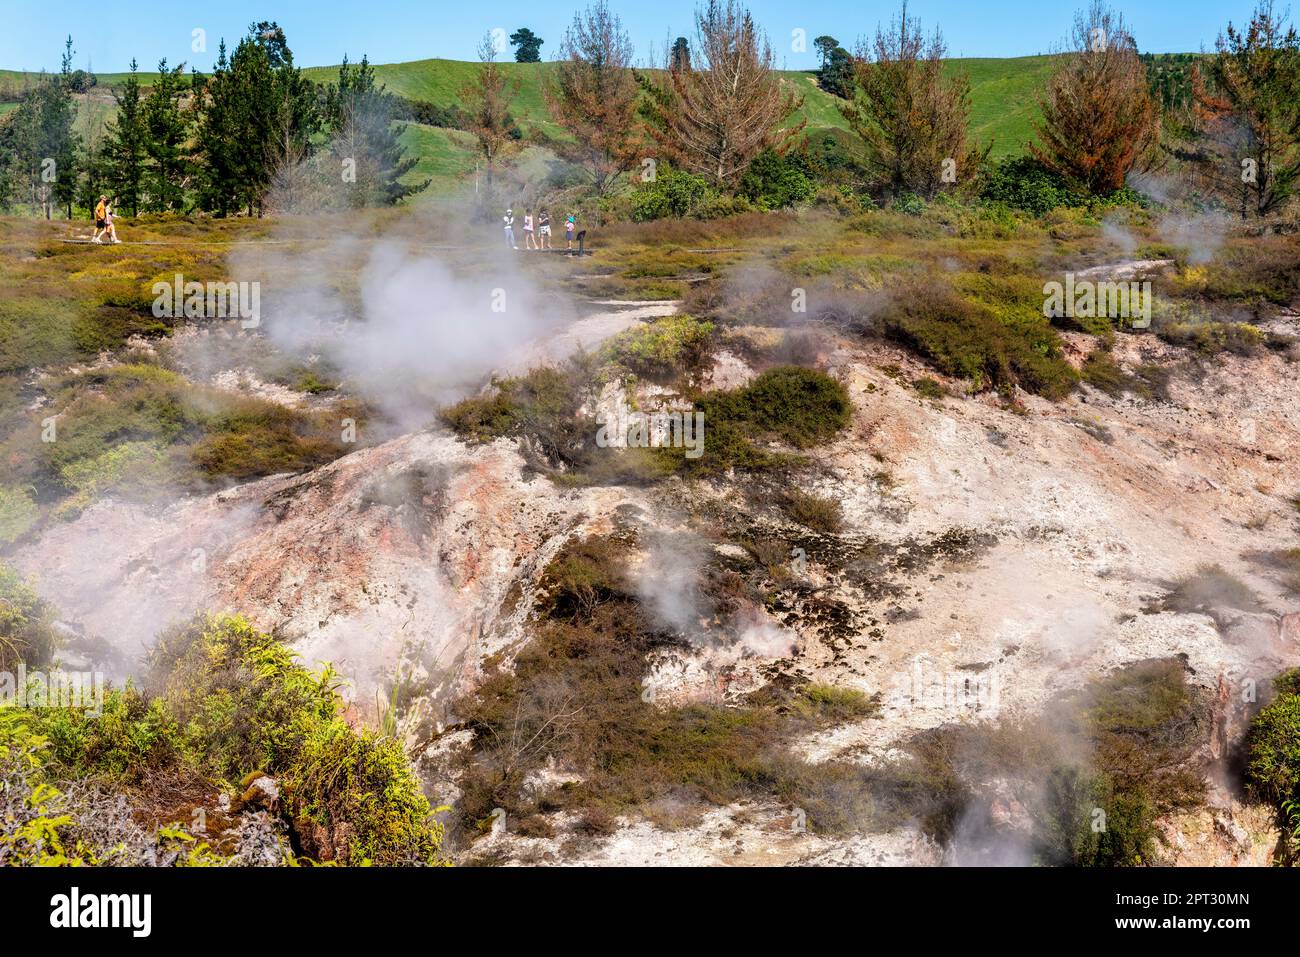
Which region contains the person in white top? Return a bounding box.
[503,208,517,249]
[523,208,538,250]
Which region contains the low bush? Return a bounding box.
[599,314,715,383]
[1244,669,1300,808]
[878,277,1076,399]
[738,150,816,211]
[979,156,1087,217]
[0,563,58,673]
[1162,564,1265,620]
[782,490,844,533]
[451,535,889,837]
[630,166,715,221]
[687,366,852,476]
[52,615,444,865]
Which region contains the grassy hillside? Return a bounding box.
[946,56,1058,156]
[3,54,1065,198]
[301,54,1059,185]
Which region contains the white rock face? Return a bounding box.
[14,316,1300,865]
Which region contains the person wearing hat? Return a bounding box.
[503,208,517,250]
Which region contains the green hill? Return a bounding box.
[297,54,1060,188]
[3,54,1070,197]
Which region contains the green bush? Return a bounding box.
[599,314,715,382]
[892,192,926,216]
[442,364,592,472]
[880,278,1077,399]
[0,563,57,672]
[739,150,816,210]
[21,614,448,866]
[631,166,715,221]
[791,683,878,723]
[688,366,852,475]
[1158,320,1270,357]
[705,366,851,449]
[1244,670,1300,807]
[782,490,844,533]
[0,485,38,545]
[979,156,1085,217]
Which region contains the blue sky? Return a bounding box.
[4,0,1268,74]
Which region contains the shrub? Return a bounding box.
[6,364,348,504]
[693,192,758,220]
[442,364,593,473]
[791,683,878,723]
[782,490,844,533]
[912,376,947,399]
[0,485,38,545]
[704,366,851,449]
[4,612,448,866]
[897,658,1206,865]
[1157,320,1269,358]
[738,149,816,210]
[1162,564,1264,620]
[452,534,888,837]
[688,366,852,475]
[630,166,715,221]
[0,564,58,672]
[1244,670,1300,807]
[599,314,715,383]
[56,440,170,517]
[879,278,1076,399]
[149,615,447,864]
[979,156,1085,216]
[189,402,344,480]
[892,192,926,216]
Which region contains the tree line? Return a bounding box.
[461,0,1300,220]
[3,1,1298,221]
[0,22,425,218]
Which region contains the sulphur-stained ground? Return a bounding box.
[13,293,1299,865]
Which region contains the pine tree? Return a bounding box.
[75,116,111,216]
[103,60,147,216]
[546,1,643,193]
[1198,0,1300,217]
[229,34,278,215]
[193,42,243,216]
[509,28,545,63]
[324,55,427,206]
[841,3,987,198]
[5,38,79,218]
[1031,2,1157,194]
[195,25,322,216]
[51,37,81,218]
[459,36,521,196]
[141,59,190,212]
[647,0,804,188]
